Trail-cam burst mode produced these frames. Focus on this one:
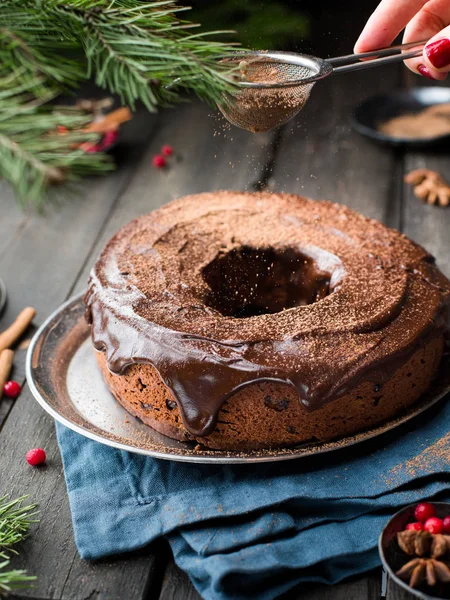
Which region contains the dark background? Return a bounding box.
[190,0,381,56]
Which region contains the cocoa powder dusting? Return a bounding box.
[386,432,450,483]
[379,103,450,139]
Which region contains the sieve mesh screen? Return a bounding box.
[219,58,317,133]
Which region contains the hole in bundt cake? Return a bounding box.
[202,246,334,318]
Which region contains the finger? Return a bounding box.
[422,18,450,74]
[402,0,450,79]
[403,0,450,81]
[354,0,428,53]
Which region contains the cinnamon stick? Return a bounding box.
[0,307,36,352]
[0,349,14,400]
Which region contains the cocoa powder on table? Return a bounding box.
[379,103,450,139]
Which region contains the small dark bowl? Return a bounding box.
[351,87,450,148]
[379,502,450,600]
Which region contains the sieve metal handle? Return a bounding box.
[328,39,426,73]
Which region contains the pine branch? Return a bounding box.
[1,1,238,111]
[0,495,38,596]
[0,495,38,551]
[53,0,237,110]
[0,19,85,96]
[0,105,113,208]
[0,561,36,596]
[0,0,239,207]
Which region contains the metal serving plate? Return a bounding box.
[0,276,7,316]
[26,293,450,464]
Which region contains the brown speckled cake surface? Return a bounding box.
[84,192,450,445]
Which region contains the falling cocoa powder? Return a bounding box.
[379,103,450,139]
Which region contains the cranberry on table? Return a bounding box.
[405,522,424,531]
[424,517,444,534]
[414,502,436,522]
[3,380,21,399]
[152,155,166,168]
[161,144,173,156]
[26,448,46,466]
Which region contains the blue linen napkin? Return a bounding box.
[56,395,450,600]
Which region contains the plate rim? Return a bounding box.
[0,276,7,316]
[26,293,450,464]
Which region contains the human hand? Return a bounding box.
[355,0,450,80]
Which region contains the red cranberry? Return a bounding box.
[26,448,46,466]
[442,516,450,534]
[424,517,444,534]
[415,502,436,522]
[161,144,173,156]
[152,155,166,168]
[3,380,21,399]
[405,522,424,531]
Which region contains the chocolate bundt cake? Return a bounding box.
[84,192,450,450]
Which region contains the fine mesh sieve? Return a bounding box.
[219,41,426,133]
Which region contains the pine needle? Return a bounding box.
[0,106,113,208]
[0,495,38,595]
[0,0,239,207]
[0,561,36,596]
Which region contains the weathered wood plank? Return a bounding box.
[0,182,28,261]
[0,344,29,428]
[0,108,165,600]
[401,153,450,278]
[159,560,202,600]
[57,544,166,600]
[386,576,417,600]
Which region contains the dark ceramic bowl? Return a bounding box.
[351,87,450,148]
[379,502,450,600]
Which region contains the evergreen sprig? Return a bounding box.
[0,562,36,596]
[0,106,113,209]
[0,0,239,207]
[0,495,38,596]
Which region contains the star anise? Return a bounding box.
[397,557,450,588]
[432,534,450,559]
[398,530,432,556]
[397,530,450,559]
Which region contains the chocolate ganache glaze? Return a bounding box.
[84,192,450,437]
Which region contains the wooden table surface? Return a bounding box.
[1,64,449,600]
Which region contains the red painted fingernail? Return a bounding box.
[426,39,450,69]
[417,64,435,80]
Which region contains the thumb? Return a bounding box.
[423,26,450,75]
